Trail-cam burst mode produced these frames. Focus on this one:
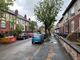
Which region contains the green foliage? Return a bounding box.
[29,21,37,32]
[0,0,15,17]
[34,0,63,36]
[12,24,24,36]
[0,0,14,10]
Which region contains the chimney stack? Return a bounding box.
[24,14,27,19]
[15,9,18,16]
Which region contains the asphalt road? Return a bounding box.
[0,38,41,60]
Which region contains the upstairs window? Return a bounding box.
[65,13,68,20]
[79,17,80,32]
[70,7,75,16]
[6,13,10,21]
[71,20,74,32]
[71,7,74,14]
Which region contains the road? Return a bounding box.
[0,38,41,60]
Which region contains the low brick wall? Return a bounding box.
[54,34,80,60]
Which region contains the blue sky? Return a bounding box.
[9,0,71,26]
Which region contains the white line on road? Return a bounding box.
[29,45,42,60]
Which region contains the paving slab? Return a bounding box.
[51,36,73,60]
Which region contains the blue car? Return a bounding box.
[32,33,44,44]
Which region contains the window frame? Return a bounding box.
[1,20,6,29]
[71,20,75,32]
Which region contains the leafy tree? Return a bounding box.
[0,0,15,17]
[12,24,24,36]
[34,0,63,37]
[39,25,45,33]
[29,21,37,32]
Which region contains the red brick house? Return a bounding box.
[0,9,30,34]
[55,0,80,34]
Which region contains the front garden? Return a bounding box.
[0,24,23,44]
[56,32,80,46]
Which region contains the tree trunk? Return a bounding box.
[45,25,48,38]
[48,29,51,36]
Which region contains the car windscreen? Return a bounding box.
[33,33,41,37]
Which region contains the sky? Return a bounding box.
[9,0,71,26]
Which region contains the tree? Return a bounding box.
[34,0,63,37]
[12,24,24,36]
[29,21,38,32]
[39,25,45,34]
[0,0,15,17]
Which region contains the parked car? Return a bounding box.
[32,33,44,44]
[17,32,28,40]
[28,32,33,38]
[0,36,16,43]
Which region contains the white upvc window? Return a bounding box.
[71,20,75,32]
[1,20,6,28]
[79,17,80,32]
[65,13,68,20]
[6,13,10,21]
[71,7,75,14]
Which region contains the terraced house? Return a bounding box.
[0,9,30,34]
[55,0,80,34]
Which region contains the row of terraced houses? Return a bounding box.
[55,0,80,34]
[0,9,30,34]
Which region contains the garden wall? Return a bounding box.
[54,34,80,60]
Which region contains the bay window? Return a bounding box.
[1,20,6,28]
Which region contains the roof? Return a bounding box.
[9,11,29,22]
[18,15,29,22]
[58,17,64,23]
[0,9,16,16]
[7,10,16,15]
[63,0,77,15]
[0,9,29,22]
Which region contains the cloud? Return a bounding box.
[10,0,40,16]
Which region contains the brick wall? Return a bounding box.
[0,21,11,34]
[59,26,64,33]
[69,14,80,33]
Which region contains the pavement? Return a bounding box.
[51,36,73,60]
[32,36,73,60]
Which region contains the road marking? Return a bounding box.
[29,45,42,60]
[53,42,57,44]
[46,45,55,60]
[33,45,42,57]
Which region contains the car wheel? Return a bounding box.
[32,42,34,44]
[23,37,25,40]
